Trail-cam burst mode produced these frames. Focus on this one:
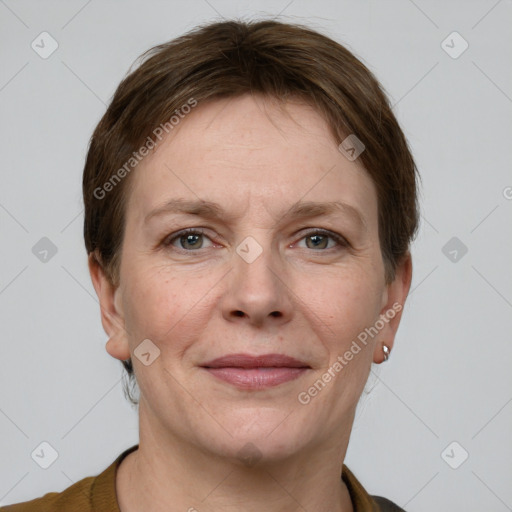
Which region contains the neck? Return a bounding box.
[117,404,354,512]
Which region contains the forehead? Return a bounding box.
[125,94,378,227]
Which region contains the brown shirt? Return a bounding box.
[1,445,404,511]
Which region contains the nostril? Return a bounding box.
[230,310,282,319]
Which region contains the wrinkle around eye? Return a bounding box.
[164,229,215,251]
[152,223,366,259]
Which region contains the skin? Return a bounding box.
[89,94,412,512]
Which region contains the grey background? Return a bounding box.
[1,0,511,510]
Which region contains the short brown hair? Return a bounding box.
[83,19,420,404]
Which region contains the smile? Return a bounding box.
[200,353,311,390]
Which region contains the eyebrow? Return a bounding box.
[282,200,367,231]
[145,198,367,231]
[145,198,226,223]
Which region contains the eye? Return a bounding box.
[296,229,347,250]
[164,228,214,251]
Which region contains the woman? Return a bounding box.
[5,19,418,511]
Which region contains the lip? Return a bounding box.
[200,353,311,390]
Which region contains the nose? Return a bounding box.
[220,242,294,328]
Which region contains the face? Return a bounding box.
[92,94,410,464]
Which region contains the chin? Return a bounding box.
[198,406,315,466]
[219,436,309,468]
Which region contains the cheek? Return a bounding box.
[296,268,383,354]
[121,264,217,351]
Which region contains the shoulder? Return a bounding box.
[1,475,95,511]
[342,464,406,512]
[1,445,138,512]
[371,495,407,511]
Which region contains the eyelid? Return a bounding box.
[162,227,349,251]
[163,227,214,248]
[293,228,349,248]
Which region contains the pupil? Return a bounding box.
[308,235,327,249]
[183,234,201,248]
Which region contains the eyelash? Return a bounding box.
[163,228,349,252]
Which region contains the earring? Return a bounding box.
[382,344,390,362]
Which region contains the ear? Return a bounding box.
[88,252,130,361]
[372,252,413,363]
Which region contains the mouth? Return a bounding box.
[200,353,311,390]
